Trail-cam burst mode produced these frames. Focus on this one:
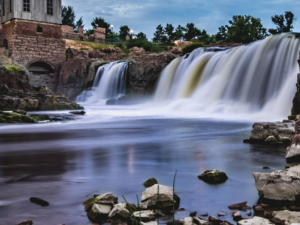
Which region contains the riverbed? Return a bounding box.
[0,105,287,224]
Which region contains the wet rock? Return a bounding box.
[228,202,250,210]
[232,211,242,221]
[181,217,193,225]
[263,167,270,169]
[141,222,158,225]
[253,166,300,204]
[106,99,117,105]
[286,143,300,163]
[198,170,228,184]
[69,111,86,115]
[109,203,131,220]
[272,210,300,224]
[87,202,113,222]
[189,211,197,217]
[260,203,269,208]
[29,197,49,206]
[17,220,33,225]
[192,217,211,225]
[254,206,265,212]
[246,211,252,217]
[217,211,227,217]
[289,205,300,210]
[132,210,156,222]
[143,178,158,188]
[83,192,118,211]
[0,112,36,123]
[13,109,27,115]
[238,216,274,225]
[141,184,180,210]
[243,139,250,143]
[200,212,208,217]
[208,216,233,225]
[265,136,277,144]
[263,211,271,218]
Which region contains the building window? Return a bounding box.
[23,0,30,12]
[10,0,12,13]
[3,0,5,16]
[47,0,53,15]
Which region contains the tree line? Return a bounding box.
[62,6,295,45]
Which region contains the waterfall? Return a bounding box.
[77,61,128,104]
[154,33,300,117]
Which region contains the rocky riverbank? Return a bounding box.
[0,66,83,113]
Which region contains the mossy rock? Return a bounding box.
[143,178,158,188]
[288,115,297,121]
[0,117,6,123]
[2,112,36,123]
[83,193,118,211]
[126,203,138,212]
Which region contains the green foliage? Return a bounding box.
[115,40,160,53]
[119,25,130,40]
[165,23,175,43]
[91,17,111,36]
[74,16,84,33]
[182,43,204,55]
[84,29,93,36]
[153,24,165,43]
[136,32,147,41]
[2,64,22,74]
[269,11,294,35]
[184,23,201,41]
[174,25,186,40]
[216,15,268,44]
[62,5,75,27]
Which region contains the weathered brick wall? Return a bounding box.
[61,25,74,34]
[94,27,106,39]
[78,26,83,34]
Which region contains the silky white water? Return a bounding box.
[77,61,128,104]
[154,33,300,118]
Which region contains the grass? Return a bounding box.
[2,64,22,74]
[71,40,114,50]
[115,40,162,53]
[122,195,138,225]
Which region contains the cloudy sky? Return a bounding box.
[62,0,300,39]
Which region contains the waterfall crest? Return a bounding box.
[77,61,128,104]
[154,34,300,117]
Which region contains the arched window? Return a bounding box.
[28,62,54,74]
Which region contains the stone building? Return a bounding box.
[0,0,66,92]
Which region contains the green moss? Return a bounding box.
[2,64,22,74]
[0,117,6,123]
[1,112,36,123]
[288,115,297,121]
[72,40,114,50]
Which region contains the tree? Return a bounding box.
[174,25,186,40]
[119,25,130,40]
[136,32,147,41]
[62,5,75,27]
[91,17,111,35]
[184,23,201,41]
[216,26,227,42]
[164,24,175,43]
[74,17,84,33]
[269,11,294,35]
[84,29,93,36]
[223,15,268,43]
[153,24,165,43]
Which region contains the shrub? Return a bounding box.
[115,40,161,53]
[2,64,22,74]
[182,43,204,55]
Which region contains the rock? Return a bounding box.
[248,122,295,144]
[288,115,297,120]
[29,197,49,206]
[272,210,300,224]
[263,211,272,218]
[200,212,208,217]
[238,216,274,225]
[190,211,197,217]
[181,217,193,225]
[132,210,156,222]
[83,192,118,211]
[243,139,250,143]
[69,111,86,115]
[263,167,270,169]
[253,165,300,204]
[17,220,33,225]
[260,203,269,207]
[198,170,228,184]
[246,211,252,216]
[228,201,251,211]
[102,47,116,53]
[115,47,123,54]
[87,202,113,222]
[13,109,27,115]
[131,47,145,53]
[0,112,36,123]
[217,211,227,217]
[286,143,300,163]
[141,184,180,210]
[143,178,158,188]
[208,216,233,225]
[141,222,158,225]
[106,99,117,105]
[108,203,131,219]
[232,211,242,221]
[193,217,211,225]
[171,48,182,54]
[254,206,265,212]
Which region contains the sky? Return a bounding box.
[62,0,300,39]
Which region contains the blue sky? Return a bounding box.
[62,0,300,39]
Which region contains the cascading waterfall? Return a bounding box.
[77,61,128,104]
[154,33,300,117]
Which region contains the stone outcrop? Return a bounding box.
[245,121,295,144]
[238,216,274,225]
[292,73,300,116]
[198,170,228,184]
[0,67,82,111]
[272,210,300,224]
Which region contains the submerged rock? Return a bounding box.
[198,170,228,184]
[17,220,33,225]
[106,99,117,105]
[238,216,274,225]
[83,192,118,211]
[29,197,49,206]
[189,211,197,217]
[143,178,158,188]
[272,210,300,224]
[141,184,180,210]
[232,211,242,221]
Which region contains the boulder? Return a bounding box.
[83,192,118,211]
[131,47,145,53]
[102,47,116,53]
[132,210,156,222]
[115,47,123,53]
[141,184,180,210]
[238,217,274,225]
[228,202,250,210]
[190,211,197,217]
[208,216,233,225]
[193,217,211,225]
[286,144,300,163]
[253,166,300,204]
[17,220,33,225]
[87,202,114,222]
[29,197,49,206]
[109,203,131,220]
[198,170,228,184]
[171,48,182,54]
[272,210,300,224]
[232,211,242,221]
[143,178,158,188]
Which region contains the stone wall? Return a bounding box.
[94,27,106,39]
[61,25,74,34]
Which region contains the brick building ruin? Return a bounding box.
[0,0,65,92]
